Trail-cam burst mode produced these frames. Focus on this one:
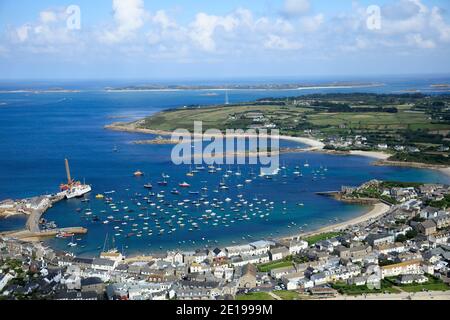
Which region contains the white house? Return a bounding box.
[269,246,290,261]
[225,244,255,257]
[91,258,117,272]
[380,260,422,279]
[249,240,273,255]
[288,239,308,254]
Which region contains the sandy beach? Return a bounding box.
[349,150,391,160]
[106,123,325,150]
[283,202,391,241]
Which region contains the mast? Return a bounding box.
[102,233,109,252]
[225,89,229,105]
[65,158,72,184]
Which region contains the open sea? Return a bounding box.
[1,76,450,257]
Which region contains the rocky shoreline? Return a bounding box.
[373,160,450,177]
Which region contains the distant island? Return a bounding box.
[0,88,80,94]
[105,82,384,92]
[431,84,450,88]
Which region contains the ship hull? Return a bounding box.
[66,185,92,199]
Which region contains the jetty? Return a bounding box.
[1,227,87,242]
[0,188,88,242]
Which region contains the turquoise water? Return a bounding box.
[0,79,449,257]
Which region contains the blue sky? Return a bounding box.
[1,0,450,80]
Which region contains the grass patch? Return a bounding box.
[236,292,275,300]
[303,232,343,246]
[273,290,300,300]
[331,280,401,295]
[257,261,293,273]
[385,276,450,293]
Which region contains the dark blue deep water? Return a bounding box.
[1,77,449,257]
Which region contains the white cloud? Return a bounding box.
[430,7,450,42]
[407,33,436,48]
[282,0,310,17]
[100,0,147,43]
[12,9,75,45]
[16,25,30,42]
[40,11,57,24]
[152,10,177,29]
[189,12,239,51]
[264,34,302,50]
[300,14,324,33]
[4,0,450,67]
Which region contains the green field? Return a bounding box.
[117,93,450,166]
[273,290,301,300]
[385,276,450,293]
[236,292,275,300]
[332,280,401,295]
[136,101,450,135]
[257,260,293,273]
[139,105,306,132]
[303,232,343,246]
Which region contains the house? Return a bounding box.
[211,248,227,259]
[189,262,211,274]
[365,233,395,246]
[249,240,273,255]
[238,264,257,289]
[99,251,123,263]
[81,277,106,295]
[428,232,450,245]
[167,251,184,264]
[91,258,117,271]
[288,239,308,254]
[420,207,440,219]
[280,272,305,290]
[380,260,422,279]
[376,242,406,255]
[348,276,367,286]
[309,286,337,297]
[225,244,254,257]
[270,266,296,279]
[297,278,314,290]
[193,250,209,263]
[433,214,450,229]
[335,244,372,261]
[398,274,428,285]
[72,257,94,269]
[213,265,234,280]
[422,262,435,275]
[269,246,290,261]
[417,220,437,236]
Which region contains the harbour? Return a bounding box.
[1,83,450,257]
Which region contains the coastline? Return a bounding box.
[281,202,391,241]
[105,122,326,150]
[105,122,450,172]
[104,83,385,93]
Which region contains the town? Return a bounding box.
[1,180,450,300]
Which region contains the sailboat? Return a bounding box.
[67,235,77,247]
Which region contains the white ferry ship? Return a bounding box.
[60,159,91,199]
